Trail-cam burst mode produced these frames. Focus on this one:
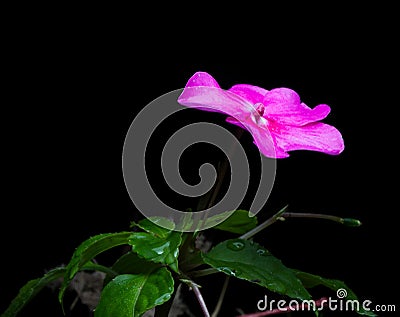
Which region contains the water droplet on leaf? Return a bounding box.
[151,241,170,255]
[227,239,245,251]
[256,248,269,256]
[219,267,236,276]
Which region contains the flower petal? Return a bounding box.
[274,122,345,156]
[225,117,286,158]
[263,88,331,126]
[228,84,268,104]
[178,73,255,117]
[179,72,344,159]
[226,116,246,129]
[184,71,221,89]
[247,124,286,158]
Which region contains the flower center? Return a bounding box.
[255,103,265,116]
[251,103,267,126]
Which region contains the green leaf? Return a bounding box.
[83,262,117,277]
[0,267,66,317]
[59,231,131,307]
[103,251,160,286]
[129,220,182,273]
[1,261,105,317]
[94,268,174,317]
[136,217,175,236]
[135,214,198,232]
[214,209,258,234]
[202,239,311,300]
[293,270,377,316]
[200,210,236,229]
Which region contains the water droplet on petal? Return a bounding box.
[227,239,245,251]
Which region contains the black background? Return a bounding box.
[1,5,398,317]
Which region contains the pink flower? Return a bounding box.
[177,72,344,158]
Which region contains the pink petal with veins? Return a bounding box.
[274,122,344,155]
[228,84,268,104]
[184,71,221,89]
[178,86,254,117]
[263,88,331,126]
[178,72,255,117]
[178,72,344,158]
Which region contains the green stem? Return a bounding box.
[195,128,244,230]
[211,276,230,317]
[239,206,362,241]
[82,262,118,277]
[282,212,361,226]
[189,268,219,278]
[207,155,230,209]
[183,279,211,317]
[208,128,243,209]
[208,129,244,210]
[179,251,204,272]
[283,212,339,221]
[239,205,289,240]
